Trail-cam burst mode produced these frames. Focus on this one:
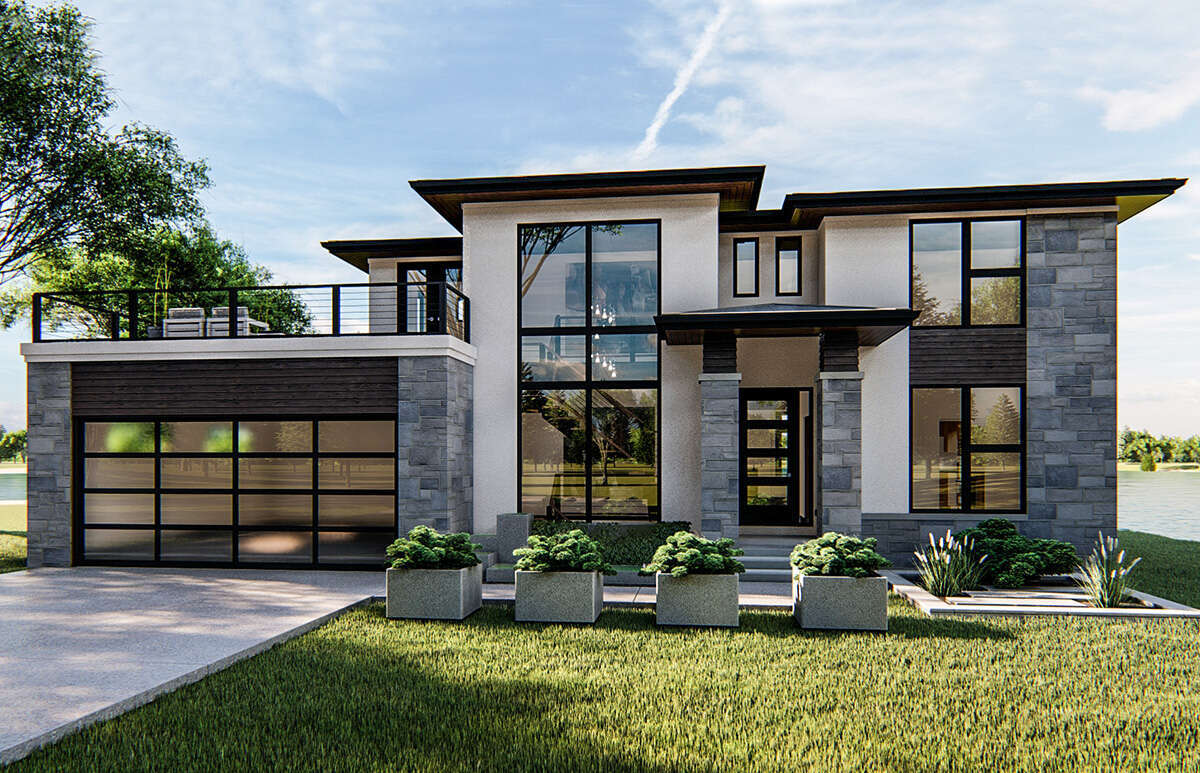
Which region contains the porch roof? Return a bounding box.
[654,303,918,346]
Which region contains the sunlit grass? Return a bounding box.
[0,502,25,573]
[1120,529,1200,608]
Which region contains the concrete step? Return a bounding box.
[742,568,794,583]
[739,554,792,570]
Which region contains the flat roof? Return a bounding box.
[320,237,462,272]
[655,303,919,346]
[780,178,1187,227]
[410,166,766,230]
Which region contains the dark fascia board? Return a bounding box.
[320,236,463,273]
[410,166,766,230]
[781,178,1187,226]
[655,305,919,347]
[718,209,801,232]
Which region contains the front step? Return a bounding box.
[742,567,794,583]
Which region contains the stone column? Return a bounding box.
[816,371,863,535]
[27,361,73,567]
[699,373,741,540]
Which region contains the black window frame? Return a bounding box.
[774,236,802,297]
[733,237,759,297]
[910,216,1025,328]
[74,414,399,568]
[516,219,662,523]
[909,384,1026,514]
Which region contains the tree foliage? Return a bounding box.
[1119,427,1200,464]
[0,429,25,461]
[790,532,891,578]
[1,1,208,280]
[514,529,614,574]
[641,531,745,578]
[386,526,481,570]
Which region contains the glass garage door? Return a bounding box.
[77,418,397,568]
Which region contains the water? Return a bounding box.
[1118,470,1200,542]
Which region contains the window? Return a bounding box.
[911,386,1023,512]
[775,237,801,296]
[912,219,1023,326]
[78,418,397,566]
[733,238,758,297]
[518,221,660,521]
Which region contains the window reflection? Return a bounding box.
[591,223,658,327]
[970,276,1020,325]
[521,389,587,518]
[912,223,962,326]
[590,389,657,518]
[912,388,962,509]
[776,237,801,295]
[519,226,587,328]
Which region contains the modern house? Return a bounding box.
[21,166,1185,569]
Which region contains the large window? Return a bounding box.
[911,386,1023,512]
[78,418,397,566]
[518,221,659,521]
[911,219,1023,326]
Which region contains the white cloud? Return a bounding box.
[1079,60,1200,132]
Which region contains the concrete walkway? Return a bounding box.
[0,567,381,765]
[482,581,794,609]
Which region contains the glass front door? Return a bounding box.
[739,388,812,526]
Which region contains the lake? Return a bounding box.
[0,470,1196,540]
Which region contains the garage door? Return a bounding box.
[75,417,397,568]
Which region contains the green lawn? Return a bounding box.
[0,501,25,574]
[1121,530,1200,607]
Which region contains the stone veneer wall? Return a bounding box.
[699,373,741,540]
[26,362,72,567]
[816,372,863,535]
[397,356,474,535]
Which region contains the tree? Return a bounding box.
[911,268,960,325]
[0,226,312,336]
[0,430,27,462]
[1,2,208,281]
[968,275,1020,325]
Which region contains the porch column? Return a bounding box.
[699,334,740,540]
[816,330,863,535]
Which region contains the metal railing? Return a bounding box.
[31,281,470,343]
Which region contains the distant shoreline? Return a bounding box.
[1118,462,1200,473]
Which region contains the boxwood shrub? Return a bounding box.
[790,532,891,578]
[640,531,745,578]
[386,526,481,570]
[953,518,1078,588]
[531,520,692,566]
[513,529,614,574]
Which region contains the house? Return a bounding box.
[20,166,1186,569]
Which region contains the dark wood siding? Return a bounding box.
[702,334,737,373]
[72,357,398,416]
[909,328,1025,384]
[819,330,859,371]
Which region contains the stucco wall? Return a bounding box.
[717,230,819,306]
[462,193,720,534]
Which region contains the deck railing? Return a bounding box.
[31,281,470,344]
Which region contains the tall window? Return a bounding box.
[912,219,1023,326]
[911,386,1024,512]
[734,238,758,297]
[518,221,659,521]
[775,237,801,296]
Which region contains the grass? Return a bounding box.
[0,501,25,574]
[10,600,1200,773]
[1120,530,1200,608]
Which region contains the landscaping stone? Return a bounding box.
[514,570,603,623]
[495,513,531,562]
[655,573,739,627]
[793,574,888,631]
[385,564,483,620]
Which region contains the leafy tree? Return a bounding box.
[911,268,960,325]
[0,226,312,336]
[968,275,1020,324]
[0,429,24,461]
[1,2,207,281]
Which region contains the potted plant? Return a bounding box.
[384,526,483,620]
[641,531,745,628]
[790,532,891,631]
[513,529,613,623]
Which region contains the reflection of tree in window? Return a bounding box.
[912,268,961,326]
[970,276,1020,325]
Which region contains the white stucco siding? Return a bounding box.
[717,231,819,307]
[462,194,719,534]
[821,216,910,308]
[860,330,909,513]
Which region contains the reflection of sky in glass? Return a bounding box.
[913,222,961,318]
[520,229,586,328]
[970,220,1021,268]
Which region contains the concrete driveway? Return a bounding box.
[0,567,381,765]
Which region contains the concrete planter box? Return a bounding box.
[386,564,483,621]
[514,570,603,623]
[793,573,888,632]
[655,573,739,628]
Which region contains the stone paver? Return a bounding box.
[482,581,792,609]
[0,567,381,765]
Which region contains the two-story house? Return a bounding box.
[21,166,1185,569]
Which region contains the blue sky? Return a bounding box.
[3,0,1199,435]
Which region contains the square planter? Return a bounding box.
[793,573,888,631]
[386,564,483,621]
[655,573,739,628]
[514,570,603,623]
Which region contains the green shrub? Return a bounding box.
[531,520,691,565]
[913,530,987,597]
[790,532,891,578]
[1077,533,1141,608]
[641,531,745,578]
[1140,453,1157,472]
[514,529,614,574]
[386,526,481,570]
[953,518,1078,588]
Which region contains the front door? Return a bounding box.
[739,388,812,526]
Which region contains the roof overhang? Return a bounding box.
[779,178,1187,228]
[655,303,919,347]
[410,166,766,231]
[320,237,463,273]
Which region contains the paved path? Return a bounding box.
[0,567,381,765]
[483,581,793,608]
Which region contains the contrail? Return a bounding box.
[633,1,733,160]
